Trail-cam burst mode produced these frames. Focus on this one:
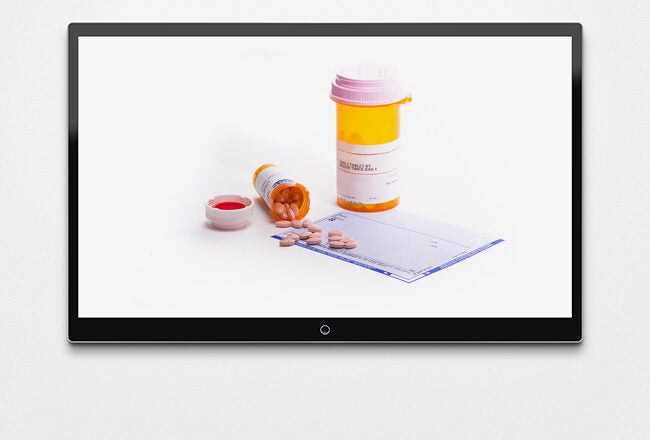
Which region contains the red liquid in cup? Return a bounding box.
[212,201,246,210]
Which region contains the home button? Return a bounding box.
[319,324,331,336]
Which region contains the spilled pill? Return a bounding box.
[275,218,359,251]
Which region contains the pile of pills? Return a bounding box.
[276,219,358,249]
[271,187,303,220]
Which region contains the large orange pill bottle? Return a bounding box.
[330,63,411,212]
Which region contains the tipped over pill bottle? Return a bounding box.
[253,164,311,221]
[330,63,411,212]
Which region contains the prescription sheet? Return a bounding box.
[272,210,503,283]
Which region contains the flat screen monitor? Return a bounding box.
[69,23,582,342]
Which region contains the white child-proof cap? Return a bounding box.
[330,63,407,106]
[205,195,253,230]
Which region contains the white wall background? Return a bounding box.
[1,0,649,438]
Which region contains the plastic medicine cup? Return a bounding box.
[330,63,411,213]
[252,164,311,221]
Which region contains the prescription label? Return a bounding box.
[336,140,400,204]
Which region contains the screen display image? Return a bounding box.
[69,23,581,342]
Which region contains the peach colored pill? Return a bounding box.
[273,202,289,219]
[306,237,322,245]
[289,203,299,216]
[299,231,311,240]
[328,235,343,242]
[340,237,353,243]
[273,202,285,215]
[310,232,321,238]
[291,220,303,228]
[308,225,322,233]
[302,219,312,227]
[344,240,358,249]
[279,238,296,247]
[275,220,292,228]
[328,230,344,237]
[287,234,300,241]
[284,203,294,220]
[329,241,345,249]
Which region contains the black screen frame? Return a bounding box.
[68,22,582,343]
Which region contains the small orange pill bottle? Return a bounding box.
[330,63,411,212]
[253,164,310,221]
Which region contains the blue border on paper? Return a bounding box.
[272,235,504,283]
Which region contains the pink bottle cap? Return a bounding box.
[330,63,406,106]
